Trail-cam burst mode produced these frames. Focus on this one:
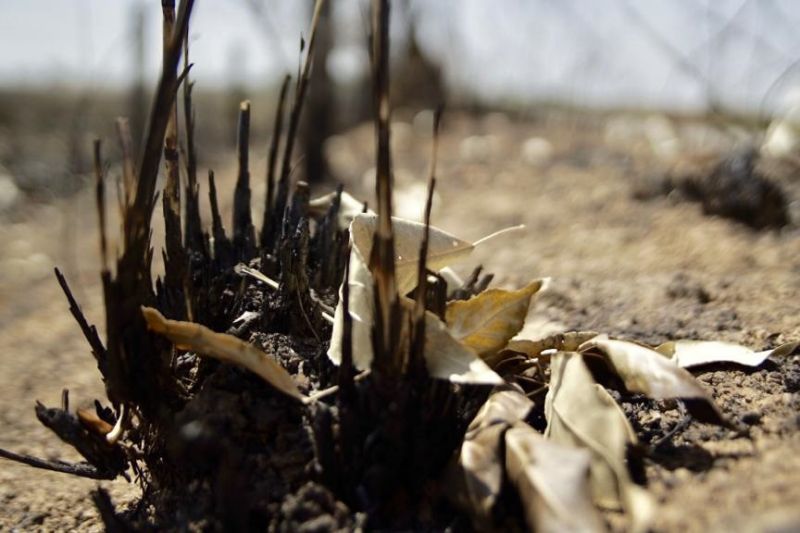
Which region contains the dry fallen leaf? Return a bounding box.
[415,299,504,385]
[505,423,605,533]
[445,279,549,360]
[455,389,535,519]
[350,212,477,294]
[493,330,600,368]
[656,339,800,368]
[328,213,515,385]
[579,336,728,425]
[142,307,306,402]
[309,190,372,230]
[545,352,653,531]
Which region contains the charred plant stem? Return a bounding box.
[369,0,400,375]
[0,447,114,480]
[93,139,108,272]
[262,74,291,247]
[182,31,203,253]
[274,0,327,236]
[129,0,194,249]
[233,100,255,257]
[54,268,107,367]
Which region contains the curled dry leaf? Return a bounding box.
[309,190,372,230]
[656,339,800,368]
[494,330,600,367]
[445,279,549,360]
[142,307,305,402]
[327,213,512,385]
[579,336,728,425]
[505,424,604,533]
[454,389,534,519]
[349,212,476,294]
[545,352,653,532]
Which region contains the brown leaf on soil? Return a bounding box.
[141,307,306,402]
[545,352,653,532]
[491,330,599,368]
[445,279,549,360]
[505,423,605,533]
[579,336,728,425]
[453,389,534,519]
[655,339,800,368]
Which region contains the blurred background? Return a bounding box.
[3,0,800,204]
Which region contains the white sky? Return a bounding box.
[2,0,800,114]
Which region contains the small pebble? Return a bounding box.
[741,411,761,425]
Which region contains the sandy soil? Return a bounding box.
[1,109,798,531]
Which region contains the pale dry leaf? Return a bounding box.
[445,279,549,360]
[326,244,501,384]
[455,389,535,518]
[142,307,305,402]
[579,336,727,425]
[308,190,372,230]
[350,212,476,294]
[328,213,514,384]
[328,243,375,370]
[545,352,653,531]
[656,339,800,368]
[505,424,605,533]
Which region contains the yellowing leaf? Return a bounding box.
[417,300,504,385]
[454,389,535,519]
[579,336,728,425]
[142,307,305,402]
[545,352,653,531]
[655,340,800,368]
[505,424,604,533]
[445,279,549,360]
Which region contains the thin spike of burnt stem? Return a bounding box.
[0,447,114,480]
[182,31,203,253]
[128,0,194,250]
[261,74,291,248]
[161,0,186,317]
[369,0,400,375]
[115,119,136,213]
[208,170,228,262]
[233,100,255,258]
[54,268,107,369]
[411,175,436,372]
[273,0,327,239]
[93,139,108,272]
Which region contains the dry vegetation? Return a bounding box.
[1,1,799,532]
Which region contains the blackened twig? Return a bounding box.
[261,74,291,248]
[54,268,107,369]
[273,0,327,238]
[0,447,114,480]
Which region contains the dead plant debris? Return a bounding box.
[0,0,797,531]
